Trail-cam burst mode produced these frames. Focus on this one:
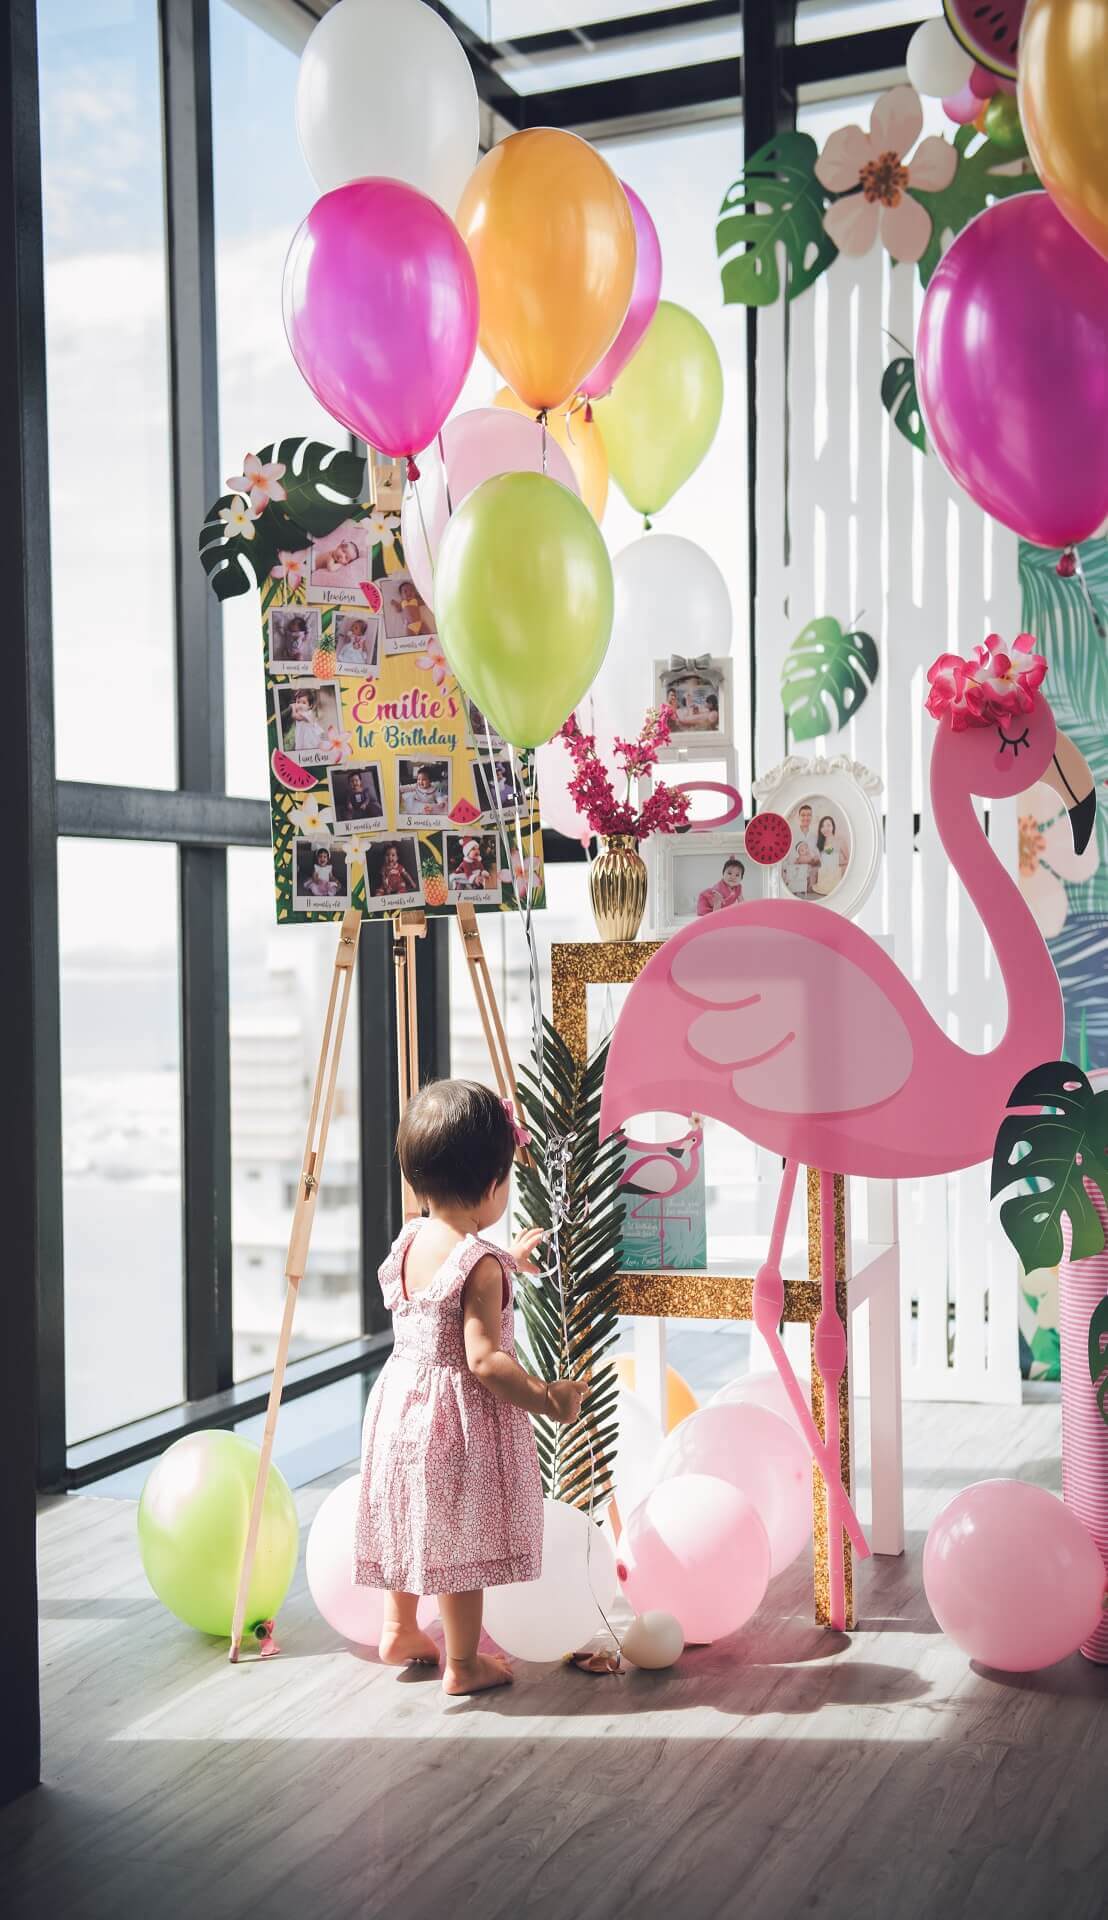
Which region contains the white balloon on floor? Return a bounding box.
[622,1610,684,1670]
[483,1498,618,1662]
[306,1476,436,1647]
[591,533,732,742]
[652,1402,812,1576]
[296,0,479,209]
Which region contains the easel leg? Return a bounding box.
[228,908,361,1662]
[393,910,426,1220]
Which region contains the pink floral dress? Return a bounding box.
[354,1221,544,1595]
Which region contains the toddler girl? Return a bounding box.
[355,1081,584,1695]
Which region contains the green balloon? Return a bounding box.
[594,300,724,518]
[983,93,1027,158]
[138,1430,299,1637]
[436,470,613,749]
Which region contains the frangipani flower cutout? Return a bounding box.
[815,85,957,264]
[227,452,287,514]
[418,635,450,688]
[271,549,308,593]
[218,498,259,541]
[289,797,334,836]
[926,633,1047,730]
[1019,780,1099,938]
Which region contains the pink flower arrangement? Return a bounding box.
[560,707,691,840]
[926,633,1048,731]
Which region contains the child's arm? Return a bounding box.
[463,1255,583,1425]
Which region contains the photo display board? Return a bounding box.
[263,506,544,925]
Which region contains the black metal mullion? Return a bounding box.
[161,0,231,1400]
[358,928,402,1336]
[57,782,269,847]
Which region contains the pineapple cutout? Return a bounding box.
[312,626,337,680]
[422,845,447,908]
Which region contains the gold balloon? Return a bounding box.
[1020,0,1108,262]
[495,385,609,523]
[457,129,637,413]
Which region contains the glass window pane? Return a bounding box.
[38,0,176,787]
[59,840,184,1442]
[211,2,344,800]
[228,848,362,1379]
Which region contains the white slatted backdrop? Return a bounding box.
[755,248,1022,1404]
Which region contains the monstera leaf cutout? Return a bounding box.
[881,355,927,455]
[717,132,837,308]
[913,125,1039,288]
[199,437,368,603]
[781,618,878,741]
[991,1061,1108,1271]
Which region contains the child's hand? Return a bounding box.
[545,1378,586,1426]
[511,1227,546,1277]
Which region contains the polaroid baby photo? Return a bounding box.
[334,609,380,677]
[396,755,452,829]
[381,570,435,654]
[329,763,385,836]
[445,831,502,904]
[363,836,424,913]
[306,519,372,607]
[273,681,342,767]
[292,837,351,911]
[267,606,320,675]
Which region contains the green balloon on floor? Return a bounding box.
[137,1430,299,1637]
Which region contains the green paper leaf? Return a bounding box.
[1089,1296,1108,1425]
[881,354,927,455]
[913,126,1040,289]
[781,617,879,741]
[717,131,837,308]
[198,436,369,604]
[991,1060,1108,1271]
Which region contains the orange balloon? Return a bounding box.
[495,384,609,523]
[1020,0,1108,263]
[457,129,636,414]
[612,1353,698,1433]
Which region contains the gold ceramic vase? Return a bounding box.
[589,834,648,942]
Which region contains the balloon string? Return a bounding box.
[411,478,434,591]
[1074,548,1108,641]
[436,429,454,519]
[538,410,549,477]
[479,726,620,1660]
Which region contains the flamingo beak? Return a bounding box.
[1041,727,1097,856]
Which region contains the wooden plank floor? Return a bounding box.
[3,1397,1108,1920]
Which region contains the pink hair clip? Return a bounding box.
[502,1098,532,1149]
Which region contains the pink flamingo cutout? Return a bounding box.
[601,640,1096,1629]
[620,1124,703,1267]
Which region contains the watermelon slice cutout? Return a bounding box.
[271,747,317,792]
[943,0,1024,79]
[359,581,383,612]
[450,796,481,825]
[745,811,792,867]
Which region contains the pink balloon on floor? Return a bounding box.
[652,1403,812,1578]
[710,1368,810,1436]
[401,408,578,608]
[923,1479,1106,1671]
[580,182,662,400]
[616,1473,770,1644]
[306,1477,436,1647]
[283,177,478,458]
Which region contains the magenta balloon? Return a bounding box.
[923,1479,1105,1671]
[916,194,1108,548]
[283,178,479,458]
[400,408,578,608]
[579,183,662,400]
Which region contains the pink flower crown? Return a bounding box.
[926,633,1047,732]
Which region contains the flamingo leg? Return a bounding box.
[816,1168,849,1630]
[753,1159,869,1561]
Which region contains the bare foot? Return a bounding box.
[442,1653,513,1696]
[379,1624,440,1667]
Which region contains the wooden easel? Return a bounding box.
[228,898,524,1660]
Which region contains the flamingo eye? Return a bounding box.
[996,724,1030,756]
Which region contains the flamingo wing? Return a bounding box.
[620,1154,680,1195]
[671,922,914,1116]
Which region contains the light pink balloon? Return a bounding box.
[283,177,478,458]
[535,687,616,840]
[923,1479,1106,1671]
[401,408,578,608]
[306,1477,436,1647]
[616,1473,771,1644]
[942,78,982,123]
[580,183,662,400]
[710,1367,810,1436]
[652,1403,812,1578]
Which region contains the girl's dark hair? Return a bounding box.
[723,857,744,877]
[817,814,837,852]
[397,1079,516,1207]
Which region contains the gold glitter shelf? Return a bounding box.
[553,937,854,1630]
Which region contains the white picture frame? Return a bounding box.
[751,754,883,922]
[653,655,733,753]
[652,829,764,936]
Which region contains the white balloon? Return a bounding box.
[306,1477,437,1646]
[613,1387,666,1522]
[592,534,732,744]
[622,1610,684,1670]
[482,1498,618,1662]
[905,18,974,98]
[296,0,479,210]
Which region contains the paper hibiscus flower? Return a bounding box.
[815,85,957,265]
[926,634,1048,730]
